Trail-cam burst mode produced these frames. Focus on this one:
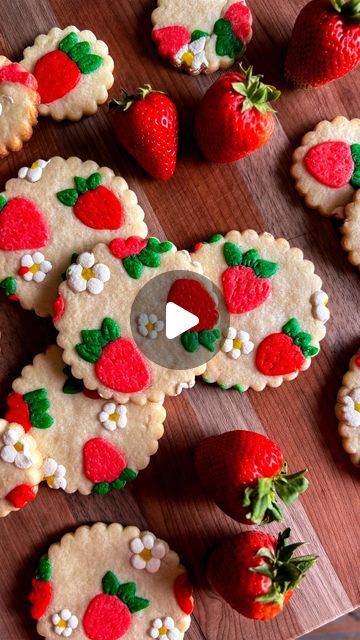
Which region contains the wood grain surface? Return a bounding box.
[0,1,359,639]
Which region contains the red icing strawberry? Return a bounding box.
[53,292,65,324]
[174,573,194,615]
[109,236,147,259]
[34,31,102,104]
[56,172,123,230]
[0,195,49,251]
[355,355,360,368]
[110,236,174,280]
[221,241,278,314]
[223,2,253,43]
[304,141,360,189]
[83,571,149,640]
[29,556,52,620]
[152,25,191,59]
[6,389,53,431]
[6,483,38,509]
[0,62,38,91]
[83,437,138,494]
[256,318,319,376]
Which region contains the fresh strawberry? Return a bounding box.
[195,430,308,524]
[6,389,53,431]
[285,0,360,88]
[109,85,178,180]
[56,172,124,230]
[207,528,318,620]
[194,65,280,163]
[6,483,38,509]
[0,195,49,251]
[83,437,137,494]
[29,556,52,620]
[76,317,152,394]
[109,236,174,279]
[34,31,103,103]
[304,141,360,188]
[83,570,149,640]
[221,241,278,313]
[256,318,319,376]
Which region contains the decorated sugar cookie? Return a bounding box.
[0,419,43,517]
[0,57,39,158]
[335,350,360,467]
[21,26,114,120]
[7,346,166,495]
[30,523,194,639]
[56,239,206,403]
[151,0,252,75]
[0,157,147,317]
[291,117,360,217]
[341,190,360,269]
[193,231,329,393]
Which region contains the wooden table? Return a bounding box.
[0,1,359,638]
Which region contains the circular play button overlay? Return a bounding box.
[130,270,230,370]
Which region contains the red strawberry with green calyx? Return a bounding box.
[34,31,103,104]
[83,570,149,640]
[56,172,124,230]
[256,318,319,376]
[0,195,49,251]
[167,278,220,352]
[76,317,152,393]
[29,556,52,620]
[6,483,38,509]
[222,241,278,314]
[83,437,137,494]
[6,389,53,432]
[207,528,318,620]
[195,430,308,525]
[109,236,174,279]
[304,141,360,189]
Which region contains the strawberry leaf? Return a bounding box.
[181,331,199,352]
[81,328,106,347]
[101,317,121,344]
[253,259,278,278]
[68,41,91,62]
[0,194,7,211]
[74,176,88,194]
[191,29,209,40]
[23,389,54,430]
[275,469,308,506]
[56,188,79,207]
[208,233,223,243]
[92,482,110,495]
[35,556,51,582]
[282,318,300,338]
[58,32,78,53]
[77,54,103,74]
[76,343,102,363]
[242,249,259,267]
[138,247,161,268]
[102,571,120,595]
[117,582,150,613]
[350,144,360,188]
[223,242,242,266]
[122,255,143,279]
[199,329,220,352]
[0,277,16,297]
[87,172,102,190]
[302,345,319,358]
[62,366,84,394]
[120,467,138,482]
[147,237,174,253]
[128,595,151,613]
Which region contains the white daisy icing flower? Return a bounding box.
[222,327,254,360]
[0,426,33,469]
[130,532,167,573]
[52,609,78,637]
[99,402,127,431]
[19,252,52,283]
[311,291,330,322]
[18,159,49,182]
[66,252,110,295]
[149,617,182,640]
[42,458,67,490]
[339,388,360,427]
[174,36,208,72]
[137,313,164,339]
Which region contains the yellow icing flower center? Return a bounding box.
[181,51,194,66]
[30,263,40,274]
[81,267,94,281]
[140,549,152,562]
[31,161,40,169]
[46,475,55,485]
[109,412,119,422]
[57,620,66,629]
[354,403,360,413]
[14,441,24,452]
[233,338,243,350]
[159,628,168,636]
[146,322,155,332]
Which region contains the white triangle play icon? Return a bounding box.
[165,302,199,340]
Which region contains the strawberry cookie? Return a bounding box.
[56,240,206,403]
[335,350,360,467]
[152,0,252,75]
[291,117,360,217]
[0,57,39,158]
[193,231,329,393]
[0,157,147,317]
[30,523,193,639]
[21,26,114,121]
[0,419,43,517]
[7,346,166,495]
[341,190,360,270]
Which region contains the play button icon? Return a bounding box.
[165,302,199,339]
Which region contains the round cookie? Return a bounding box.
[21,26,114,121]
[151,0,252,75]
[341,190,360,269]
[335,350,360,467]
[0,419,43,517]
[56,239,206,403]
[291,117,360,217]
[193,231,329,393]
[6,346,166,495]
[29,522,194,639]
[0,57,39,158]
[0,157,147,317]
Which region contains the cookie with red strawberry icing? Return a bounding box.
[0,156,147,317]
[152,0,252,75]
[21,26,114,121]
[31,523,193,640]
[0,56,39,158]
[291,117,360,217]
[335,349,360,467]
[8,345,165,495]
[341,190,360,270]
[0,419,43,517]
[193,230,329,392]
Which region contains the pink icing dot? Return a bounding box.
[304,141,354,189]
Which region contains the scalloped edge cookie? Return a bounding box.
[341,190,360,269]
[335,350,360,467]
